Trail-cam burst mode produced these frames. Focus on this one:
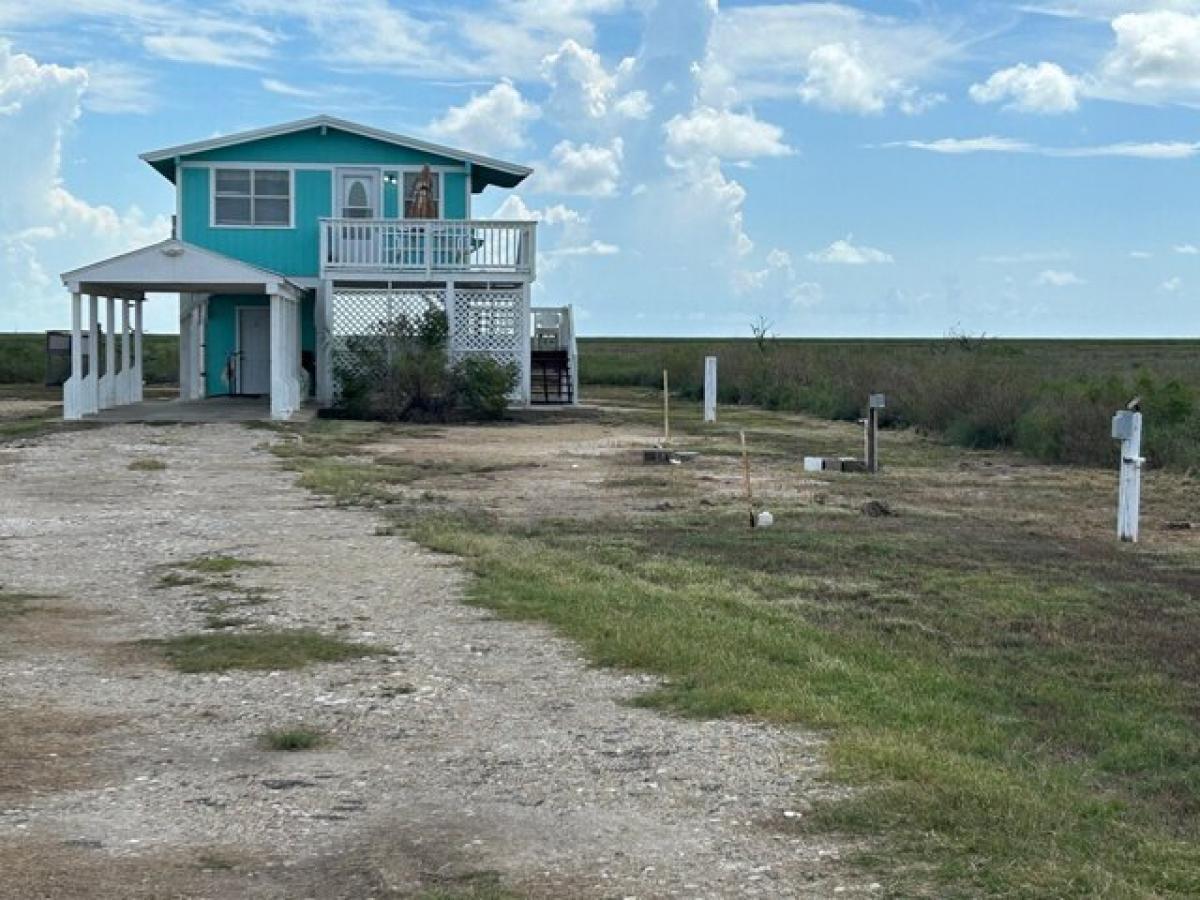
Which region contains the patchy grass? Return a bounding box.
[142,630,388,673]
[177,554,270,575]
[194,850,238,871]
[258,726,327,752]
[270,407,1200,897]
[0,412,94,444]
[128,457,167,472]
[414,871,522,900]
[0,590,40,620]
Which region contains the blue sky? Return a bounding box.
[2,0,1199,337]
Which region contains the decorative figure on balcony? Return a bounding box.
[408,165,437,219]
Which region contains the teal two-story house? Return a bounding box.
[61,116,577,420]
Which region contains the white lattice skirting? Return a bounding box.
[329,285,528,402]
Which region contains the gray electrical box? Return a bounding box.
[1112,410,1135,441]
[869,393,886,410]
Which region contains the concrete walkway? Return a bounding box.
[88,397,314,424]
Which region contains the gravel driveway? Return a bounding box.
[0,423,855,898]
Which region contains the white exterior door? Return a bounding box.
[338,170,379,218]
[337,170,380,265]
[238,307,271,395]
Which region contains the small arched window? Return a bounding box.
[344,180,371,218]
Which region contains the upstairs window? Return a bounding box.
[403,171,441,218]
[213,168,291,227]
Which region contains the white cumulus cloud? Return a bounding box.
[0,42,169,330]
[1034,269,1085,287]
[530,138,624,197]
[664,106,791,162]
[807,237,894,265]
[697,4,955,115]
[541,39,651,124]
[427,80,540,155]
[1097,11,1200,104]
[969,62,1080,114]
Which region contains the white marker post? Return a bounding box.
[1112,409,1144,542]
[703,356,717,423]
[865,393,886,474]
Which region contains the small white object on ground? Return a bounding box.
[755,511,774,528]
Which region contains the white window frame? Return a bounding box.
[210,166,295,229]
[335,168,383,220]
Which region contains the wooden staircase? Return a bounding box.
[530,350,573,404]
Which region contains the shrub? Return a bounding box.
[450,356,519,420]
[333,307,515,423]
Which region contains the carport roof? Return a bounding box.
[60,239,303,300]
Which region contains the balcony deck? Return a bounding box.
[320,218,535,280]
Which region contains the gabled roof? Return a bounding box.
[61,239,302,299]
[140,115,532,193]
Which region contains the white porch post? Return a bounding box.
[133,297,144,401]
[99,296,116,409]
[86,294,100,415]
[519,283,532,405]
[293,290,305,403]
[119,299,131,404]
[446,279,457,363]
[178,293,192,401]
[64,290,83,420]
[183,295,208,401]
[269,291,294,420]
[316,279,333,405]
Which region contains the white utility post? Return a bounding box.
[1112,409,1144,542]
[865,393,886,474]
[703,355,717,423]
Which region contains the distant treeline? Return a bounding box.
[0,332,179,385]
[579,336,1200,470]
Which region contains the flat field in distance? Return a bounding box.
[579,337,1200,470]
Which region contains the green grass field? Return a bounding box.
[0,332,178,385]
[579,337,1200,470]
[266,393,1200,897]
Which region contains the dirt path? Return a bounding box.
[0,424,853,898]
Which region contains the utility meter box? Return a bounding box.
[869,393,886,410]
[1112,410,1136,441]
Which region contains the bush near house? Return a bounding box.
[333,308,517,423]
[580,336,1200,470]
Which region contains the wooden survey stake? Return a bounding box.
[740,430,755,527]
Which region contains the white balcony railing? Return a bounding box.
[320,218,535,279]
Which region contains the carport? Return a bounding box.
[60,239,306,421]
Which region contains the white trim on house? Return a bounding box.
[61,239,303,300]
[179,161,466,173]
[140,115,532,179]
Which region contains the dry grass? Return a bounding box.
[0,708,121,802]
[271,390,1200,896]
